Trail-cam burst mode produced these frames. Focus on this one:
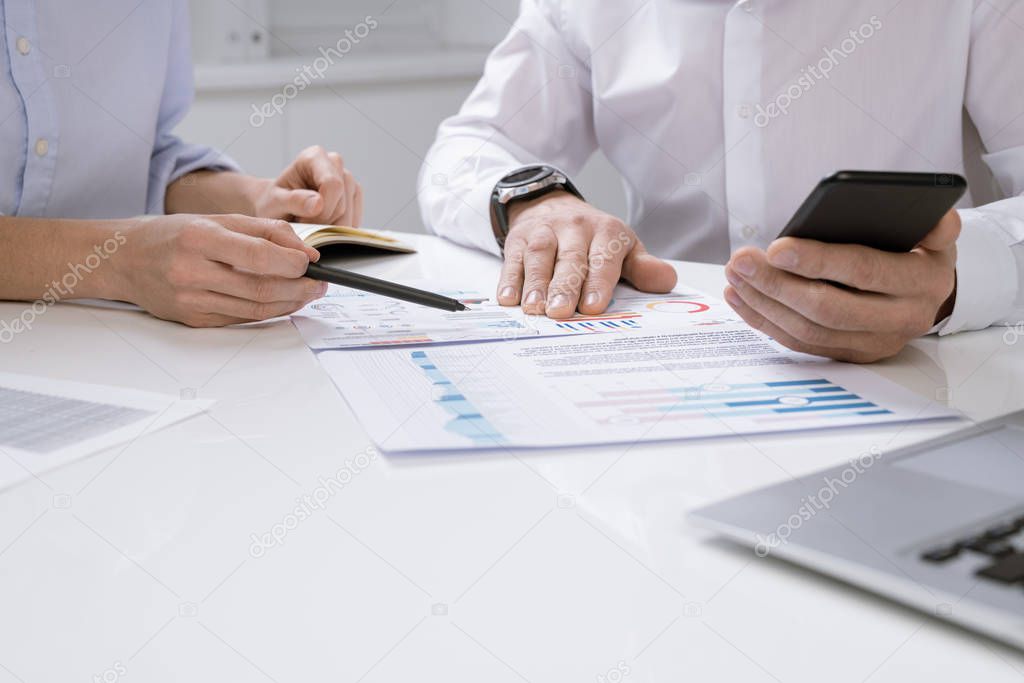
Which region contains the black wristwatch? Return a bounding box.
[490,165,584,250]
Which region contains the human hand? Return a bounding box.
[252,145,363,226]
[117,214,325,327]
[496,191,677,318]
[723,209,960,363]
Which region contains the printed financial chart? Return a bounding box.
[401,350,922,448]
[0,386,153,453]
[534,360,929,447]
[554,291,740,333]
[322,329,956,453]
[294,284,536,348]
[570,377,893,429]
[294,283,742,350]
[410,350,508,446]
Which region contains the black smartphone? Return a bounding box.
[777,171,967,252]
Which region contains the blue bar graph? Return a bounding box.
[556,318,641,332]
[411,351,507,445]
[581,377,894,424]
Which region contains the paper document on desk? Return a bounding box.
[0,372,213,491]
[318,325,958,452]
[292,281,741,349]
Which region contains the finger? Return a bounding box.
[203,261,327,303]
[297,147,346,223]
[351,182,364,228]
[724,285,831,356]
[192,290,314,322]
[730,252,908,333]
[173,311,248,328]
[545,232,591,318]
[726,274,876,350]
[520,226,558,315]
[723,286,891,363]
[578,227,629,315]
[213,214,319,261]
[917,208,961,251]
[729,248,922,333]
[270,187,323,220]
[320,152,349,224]
[765,238,921,295]
[497,236,526,306]
[201,218,311,278]
[318,151,346,222]
[621,239,678,293]
[336,169,358,225]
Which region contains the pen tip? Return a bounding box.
[455,302,469,311]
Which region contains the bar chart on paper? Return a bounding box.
[410,350,508,446]
[293,282,743,349]
[573,378,895,428]
[318,329,959,452]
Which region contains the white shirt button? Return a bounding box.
[736,104,752,119]
[34,138,49,157]
[16,37,30,55]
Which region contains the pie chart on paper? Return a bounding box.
[645,300,712,314]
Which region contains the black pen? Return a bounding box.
[305,263,469,312]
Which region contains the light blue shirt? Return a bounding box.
[0,0,237,219]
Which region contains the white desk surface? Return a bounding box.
[2,233,1023,683]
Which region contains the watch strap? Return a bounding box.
[490,167,584,251]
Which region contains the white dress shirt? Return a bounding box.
[0,0,236,220]
[419,0,1024,335]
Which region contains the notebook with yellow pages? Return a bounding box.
[292,223,417,253]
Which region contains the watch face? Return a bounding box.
[499,165,554,188]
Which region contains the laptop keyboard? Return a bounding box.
[921,513,1024,585]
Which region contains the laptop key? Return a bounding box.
[921,545,960,563]
[984,520,1019,539]
[967,540,1016,557]
[976,553,1024,584]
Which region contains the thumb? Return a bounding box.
[621,242,678,293]
[918,208,961,252]
[269,188,323,220]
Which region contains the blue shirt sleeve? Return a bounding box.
[146,0,240,215]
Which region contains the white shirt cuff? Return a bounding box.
[934,209,1019,335]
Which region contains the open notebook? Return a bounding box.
[293,223,417,253]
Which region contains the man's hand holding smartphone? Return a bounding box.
[724,208,960,363]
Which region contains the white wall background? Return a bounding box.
[180,0,626,234]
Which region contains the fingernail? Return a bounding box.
[548,294,569,310]
[769,249,798,269]
[500,286,517,301]
[733,256,755,277]
[584,291,601,307]
[525,290,543,306]
[725,288,742,307]
[725,268,742,287]
[318,282,328,296]
[304,194,320,213]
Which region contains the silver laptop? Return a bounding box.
[690,410,1024,650]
